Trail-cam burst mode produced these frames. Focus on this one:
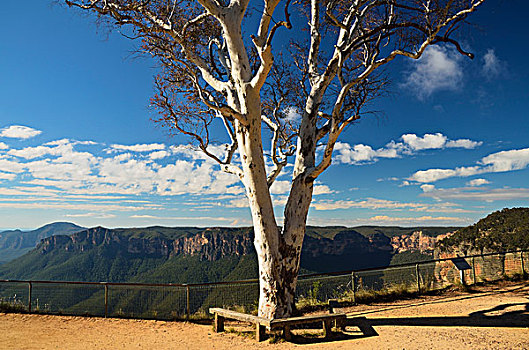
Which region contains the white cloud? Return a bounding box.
[8,145,58,159]
[113,153,132,162]
[420,187,529,202]
[270,180,291,194]
[311,197,426,211]
[467,178,490,187]
[65,212,116,219]
[334,133,481,165]
[129,214,238,223]
[0,142,8,150]
[402,133,447,151]
[0,172,16,180]
[313,185,333,195]
[226,197,249,208]
[402,45,463,99]
[130,214,160,219]
[366,215,467,224]
[272,195,289,207]
[0,125,42,139]
[334,143,376,163]
[110,143,166,152]
[409,168,460,183]
[480,148,529,172]
[283,106,301,124]
[170,144,229,162]
[0,158,26,173]
[149,150,169,160]
[312,197,472,214]
[2,137,244,200]
[409,148,529,183]
[420,184,435,192]
[402,133,482,151]
[446,139,482,149]
[0,201,156,212]
[44,139,98,146]
[0,186,61,197]
[482,49,504,78]
[307,215,470,226]
[334,142,398,164]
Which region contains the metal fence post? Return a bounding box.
[415,264,420,292]
[28,282,32,312]
[521,251,526,275]
[104,283,109,318]
[351,272,356,304]
[472,257,476,285]
[186,285,190,320]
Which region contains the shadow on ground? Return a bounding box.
[363,301,529,328]
[287,284,529,344]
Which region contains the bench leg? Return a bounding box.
[323,320,332,338]
[256,324,266,342]
[283,325,292,341]
[214,314,225,333]
[335,317,346,331]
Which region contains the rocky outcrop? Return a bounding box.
[302,230,392,257]
[170,229,253,260]
[390,231,455,253]
[39,227,254,261]
[38,227,394,262]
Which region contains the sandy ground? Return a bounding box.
[1,281,528,350]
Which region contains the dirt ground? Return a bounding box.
[1,281,528,350]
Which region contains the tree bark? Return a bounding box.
[233,86,282,319]
[234,84,318,319]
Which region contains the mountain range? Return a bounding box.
[0,222,85,264]
[0,223,457,283]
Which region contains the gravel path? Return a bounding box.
[1,281,528,350]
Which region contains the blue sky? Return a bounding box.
[1,0,528,229]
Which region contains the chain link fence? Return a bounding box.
[1,250,526,320]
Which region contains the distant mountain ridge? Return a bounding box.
[0,224,457,283]
[0,222,85,264]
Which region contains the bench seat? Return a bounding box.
[209,307,346,341]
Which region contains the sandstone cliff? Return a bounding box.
[390,231,454,254]
[39,226,394,262]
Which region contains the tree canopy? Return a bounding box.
[65,0,486,318]
[439,207,529,254]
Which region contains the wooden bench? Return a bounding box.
[210,307,271,341]
[209,307,347,342]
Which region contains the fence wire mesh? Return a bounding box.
[0,281,28,310]
[191,281,259,315]
[0,250,526,320]
[296,274,353,302]
[108,284,187,320]
[31,282,104,316]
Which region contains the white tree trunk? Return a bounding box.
[232,87,281,319]
[231,83,317,319]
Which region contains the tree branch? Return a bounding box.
[250,0,292,91]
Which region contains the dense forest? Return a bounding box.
[439,207,529,254]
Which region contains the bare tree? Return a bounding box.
[65,0,485,319]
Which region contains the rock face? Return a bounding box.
[40,227,254,261]
[39,227,394,262]
[390,231,454,253]
[303,230,392,257]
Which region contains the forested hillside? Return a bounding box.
[0,222,85,264]
[0,222,467,284]
[0,225,413,283]
[439,207,529,254]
